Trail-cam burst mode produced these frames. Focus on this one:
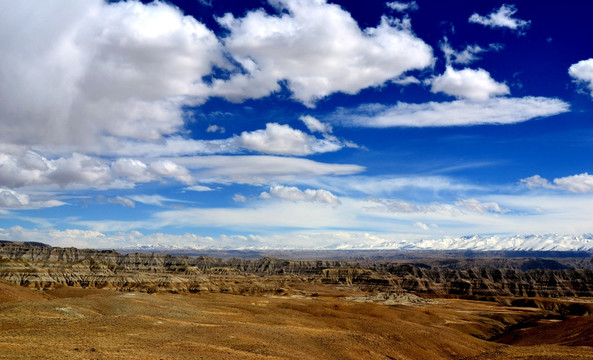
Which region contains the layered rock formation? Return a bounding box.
[1,241,593,299]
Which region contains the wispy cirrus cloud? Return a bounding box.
[440,39,503,65]
[331,97,569,128]
[386,1,418,13]
[469,4,530,32]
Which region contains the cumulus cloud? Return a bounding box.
[103,121,347,157]
[520,175,554,190]
[521,173,593,193]
[0,0,225,151]
[212,0,433,106]
[469,4,530,32]
[0,151,115,189]
[0,189,65,209]
[430,67,510,101]
[0,189,30,208]
[0,150,359,191]
[233,194,247,203]
[206,125,226,134]
[333,97,569,127]
[386,1,418,12]
[0,151,203,190]
[568,58,593,97]
[260,185,341,206]
[149,160,194,185]
[111,158,155,183]
[235,123,342,155]
[552,173,593,193]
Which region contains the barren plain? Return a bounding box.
[1,241,593,359]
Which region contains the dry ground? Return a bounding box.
[1,281,592,359]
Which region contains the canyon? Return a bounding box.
[1,241,592,359]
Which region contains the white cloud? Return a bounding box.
[107,196,136,208]
[363,197,467,218]
[111,158,155,183]
[300,115,333,134]
[440,40,503,65]
[260,185,341,206]
[364,198,422,213]
[304,175,482,197]
[430,67,509,101]
[0,189,30,208]
[49,153,113,187]
[5,153,358,191]
[454,198,507,214]
[334,97,569,127]
[521,173,593,193]
[213,0,433,106]
[520,175,553,190]
[0,150,207,190]
[185,185,214,192]
[149,160,194,185]
[101,121,347,158]
[0,189,65,209]
[469,4,530,32]
[391,75,421,85]
[174,156,365,185]
[0,0,225,152]
[206,125,226,134]
[414,222,430,231]
[553,173,593,193]
[129,195,188,207]
[0,151,116,189]
[568,58,593,98]
[386,1,418,12]
[233,194,247,203]
[235,123,342,155]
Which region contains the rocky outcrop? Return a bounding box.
[380,264,593,298]
[1,241,593,298]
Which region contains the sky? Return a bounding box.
[1,0,593,250]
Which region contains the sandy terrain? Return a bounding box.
[1,281,592,359]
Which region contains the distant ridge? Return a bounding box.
[1,240,593,299]
[114,233,593,253]
[0,240,50,248]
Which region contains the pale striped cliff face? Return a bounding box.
[2,241,593,301]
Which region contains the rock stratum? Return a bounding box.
[2,240,593,359]
[2,241,593,302]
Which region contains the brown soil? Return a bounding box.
[1,282,592,359]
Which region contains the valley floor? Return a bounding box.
[1,281,592,359]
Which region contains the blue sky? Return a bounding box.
[1,0,593,249]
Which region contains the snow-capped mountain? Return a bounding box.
[120,234,593,252]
